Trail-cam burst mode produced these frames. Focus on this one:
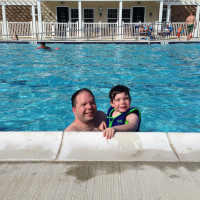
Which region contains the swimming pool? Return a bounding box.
[0,43,200,132]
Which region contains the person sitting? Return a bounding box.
[139,25,145,36]
[164,25,170,34]
[162,25,173,38]
[144,25,150,35]
[144,25,153,36]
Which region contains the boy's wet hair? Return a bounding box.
[41,42,45,46]
[109,85,131,102]
[71,88,95,107]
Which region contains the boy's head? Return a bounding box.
[109,85,131,113]
[109,85,131,102]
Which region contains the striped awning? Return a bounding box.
[0,0,199,6]
[164,0,200,5]
[0,0,37,5]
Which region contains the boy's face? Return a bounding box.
[111,92,131,113]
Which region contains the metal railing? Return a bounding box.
[0,21,199,40]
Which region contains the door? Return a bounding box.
[132,7,145,22]
[57,7,69,36]
[57,7,69,23]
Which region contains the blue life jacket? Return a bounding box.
[106,106,141,131]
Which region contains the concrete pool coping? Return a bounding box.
[0,132,200,200]
[1,132,200,162]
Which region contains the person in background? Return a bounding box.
[177,25,183,40]
[139,25,145,36]
[185,11,196,40]
[40,42,51,50]
[13,34,18,40]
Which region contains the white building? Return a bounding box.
[0,0,200,39]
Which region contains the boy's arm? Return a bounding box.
[98,121,107,131]
[103,113,139,139]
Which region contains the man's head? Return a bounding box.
[71,88,97,123]
[41,42,45,48]
[190,11,193,16]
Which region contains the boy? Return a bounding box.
[101,85,141,139]
[177,25,183,40]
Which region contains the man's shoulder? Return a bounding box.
[97,110,107,118]
[95,110,107,125]
[64,123,80,132]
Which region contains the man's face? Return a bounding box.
[73,91,97,123]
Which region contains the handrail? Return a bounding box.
[0,21,199,40]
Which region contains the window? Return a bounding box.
[71,9,78,22]
[108,9,117,23]
[122,9,131,22]
[84,9,94,23]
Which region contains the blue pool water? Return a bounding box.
[0,43,200,132]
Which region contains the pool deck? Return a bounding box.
[1,36,200,44]
[1,131,200,200]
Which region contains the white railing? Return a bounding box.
[100,23,118,38]
[1,21,200,39]
[42,22,78,38]
[81,22,118,38]
[7,22,32,37]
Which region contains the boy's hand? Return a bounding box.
[103,127,116,139]
[98,121,107,131]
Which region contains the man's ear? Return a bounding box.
[72,107,76,114]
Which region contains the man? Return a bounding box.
[65,88,107,131]
[185,11,197,40]
[41,42,51,50]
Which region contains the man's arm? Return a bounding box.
[194,17,197,28]
[185,17,189,27]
